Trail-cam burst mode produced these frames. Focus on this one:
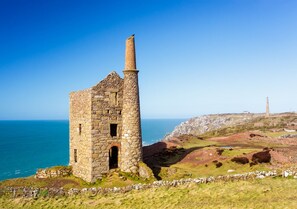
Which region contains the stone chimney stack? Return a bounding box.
[125,34,136,70]
[266,97,270,117]
[121,35,142,173]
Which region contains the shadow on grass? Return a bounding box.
[143,142,204,180]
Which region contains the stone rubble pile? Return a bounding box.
[2,169,297,199]
[35,167,72,179]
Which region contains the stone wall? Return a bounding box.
[90,71,124,180]
[3,170,296,199]
[69,88,92,182]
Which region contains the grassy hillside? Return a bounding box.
[1,178,297,209]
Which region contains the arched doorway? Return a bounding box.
[109,146,119,169]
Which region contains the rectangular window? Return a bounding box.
[110,124,117,137]
[74,149,77,163]
[79,124,82,135]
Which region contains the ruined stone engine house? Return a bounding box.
[69,35,142,182]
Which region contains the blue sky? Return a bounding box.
[0,0,296,119]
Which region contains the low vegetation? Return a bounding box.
[1,178,297,208]
[0,171,151,190]
[221,148,259,157]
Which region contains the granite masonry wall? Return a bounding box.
[90,72,123,180]
[69,89,92,182]
[70,72,124,182]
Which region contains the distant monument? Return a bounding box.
[266,97,270,117]
[69,35,142,182]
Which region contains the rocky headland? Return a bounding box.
[164,113,260,141]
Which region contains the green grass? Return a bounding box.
[164,161,269,180]
[1,178,297,208]
[181,136,217,149]
[0,175,99,190]
[97,171,151,188]
[264,131,289,138]
[221,148,260,157]
[0,172,151,190]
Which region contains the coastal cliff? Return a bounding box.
[163,113,261,141]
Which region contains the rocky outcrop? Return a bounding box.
[164,114,259,141]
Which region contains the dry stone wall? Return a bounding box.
[4,170,296,199]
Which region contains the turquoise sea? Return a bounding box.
[0,119,184,181]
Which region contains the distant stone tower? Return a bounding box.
[69,35,142,182]
[266,97,270,117]
[120,35,143,173]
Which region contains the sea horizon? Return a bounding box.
[0,118,189,121]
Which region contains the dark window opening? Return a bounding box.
[74,149,77,163]
[79,124,82,135]
[109,146,119,169]
[110,124,117,137]
[119,110,121,115]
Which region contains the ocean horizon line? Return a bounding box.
[0,118,188,121]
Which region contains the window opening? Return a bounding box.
[74,149,77,163]
[110,124,117,137]
[79,124,82,135]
